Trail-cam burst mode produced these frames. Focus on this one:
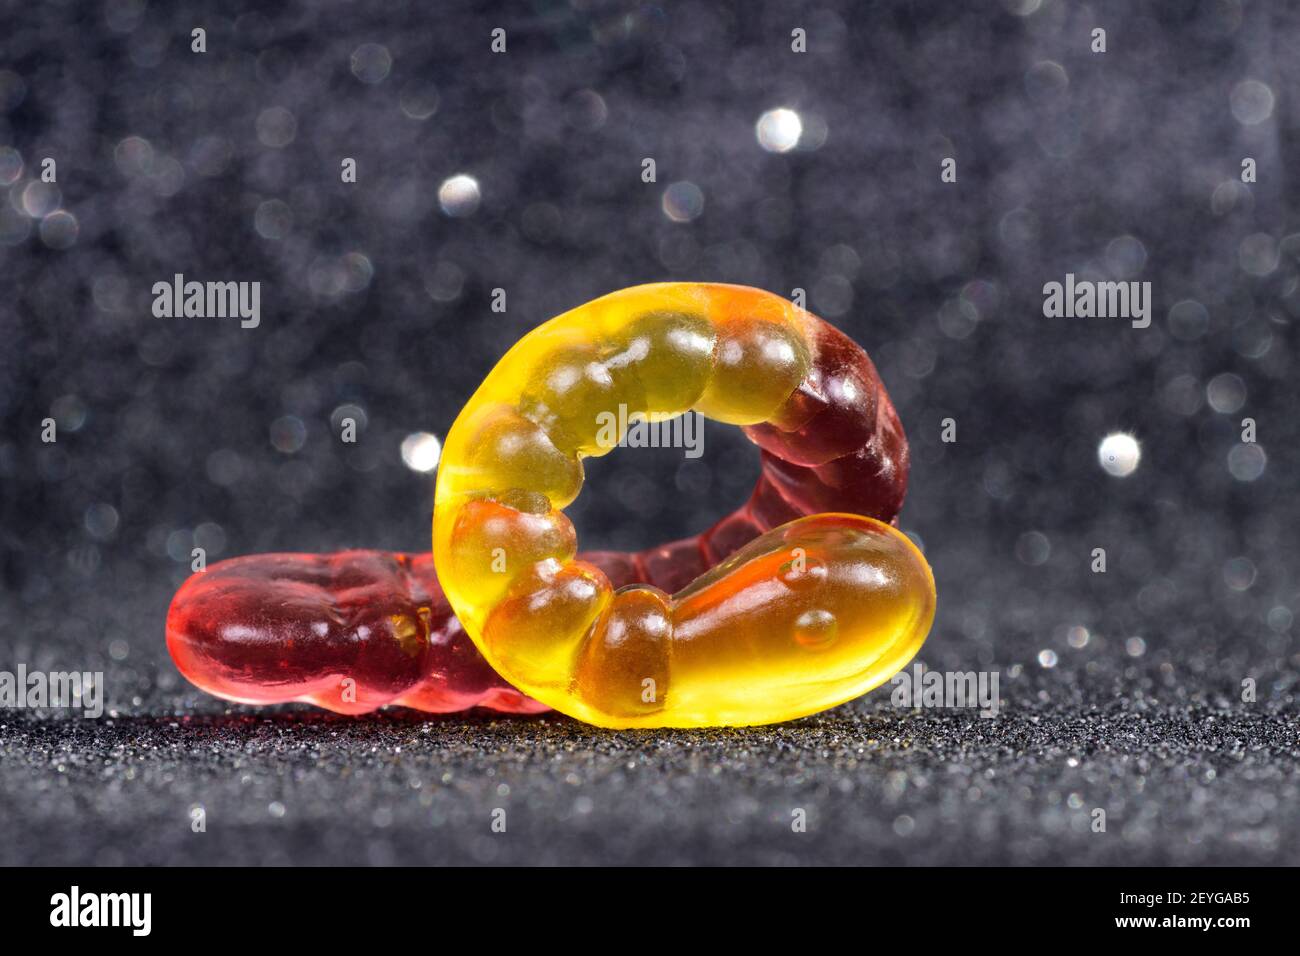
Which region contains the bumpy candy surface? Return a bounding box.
[167,282,936,727]
[167,551,546,715]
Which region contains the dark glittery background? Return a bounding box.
[1,0,1297,865]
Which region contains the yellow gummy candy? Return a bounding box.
[434,283,936,728]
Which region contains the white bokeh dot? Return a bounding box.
[756,108,803,153]
[1206,373,1246,414]
[1098,433,1140,477]
[438,174,480,217]
[400,432,442,473]
[1227,444,1266,482]
[1230,79,1274,125]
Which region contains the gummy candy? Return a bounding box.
[433,283,934,727]
[167,283,935,727]
[166,551,547,715]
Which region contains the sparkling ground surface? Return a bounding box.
[2,695,1296,866]
[2,1,1297,864]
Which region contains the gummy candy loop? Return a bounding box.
[167,283,935,727]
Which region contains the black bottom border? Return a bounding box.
[0,865,1275,942]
